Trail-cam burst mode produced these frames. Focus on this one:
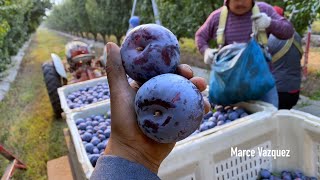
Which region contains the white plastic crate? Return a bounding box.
[66,102,110,179]
[57,76,109,114]
[158,110,320,180]
[65,101,275,179]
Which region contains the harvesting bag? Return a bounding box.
[209,38,275,105]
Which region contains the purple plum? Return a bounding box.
[76,118,85,125]
[78,123,87,130]
[86,125,93,130]
[228,111,239,121]
[97,142,107,150]
[203,111,213,119]
[92,147,100,154]
[135,74,204,143]
[260,169,271,178]
[199,123,210,132]
[215,105,224,112]
[217,115,226,122]
[213,111,221,118]
[120,24,180,83]
[92,121,99,126]
[240,112,249,118]
[81,132,93,142]
[85,143,94,153]
[88,154,100,167]
[208,117,217,122]
[217,121,225,126]
[91,137,101,146]
[206,121,216,129]
[283,175,292,180]
[225,120,232,123]
[104,129,111,138]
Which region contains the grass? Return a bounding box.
[0,29,69,179]
[179,38,198,53]
[312,20,320,34]
[307,70,320,100]
[310,90,320,100]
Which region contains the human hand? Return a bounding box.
[251,13,271,30]
[103,42,211,173]
[204,48,218,65]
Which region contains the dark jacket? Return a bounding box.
[268,32,302,92]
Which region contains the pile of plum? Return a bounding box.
[66,82,110,109]
[75,111,111,166]
[259,169,318,180]
[190,105,250,136]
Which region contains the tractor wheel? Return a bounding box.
[42,61,64,118]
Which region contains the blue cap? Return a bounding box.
[129,16,140,27]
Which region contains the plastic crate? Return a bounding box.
[158,110,320,180]
[65,100,275,179]
[57,76,109,114]
[66,102,110,179]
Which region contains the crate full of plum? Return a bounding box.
[158,110,320,180]
[65,102,112,179]
[184,100,277,141]
[58,76,110,113]
[65,98,280,179]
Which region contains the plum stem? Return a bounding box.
[153,110,162,117]
[136,47,144,51]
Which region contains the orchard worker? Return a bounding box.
[90,43,210,179]
[268,6,303,109]
[195,0,294,108]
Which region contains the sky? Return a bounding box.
[53,0,64,5]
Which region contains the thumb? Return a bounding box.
[105,42,132,99]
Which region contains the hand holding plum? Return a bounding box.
[103,42,210,173]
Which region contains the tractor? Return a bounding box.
[42,40,106,118]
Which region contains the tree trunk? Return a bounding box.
[116,35,121,46]
[93,33,97,41]
[101,33,107,44]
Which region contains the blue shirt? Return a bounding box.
[91,155,160,180]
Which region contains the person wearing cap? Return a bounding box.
[65,40,98,83]
[268,6,303,109]
[195,0,295,108]
[126,16,140,35]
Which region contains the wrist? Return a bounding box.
[104,136,161,174]
[201,45,209,55]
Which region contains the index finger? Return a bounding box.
[176,64,193,79]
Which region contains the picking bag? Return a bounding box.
[209,38,275,105]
